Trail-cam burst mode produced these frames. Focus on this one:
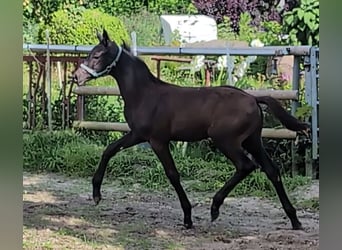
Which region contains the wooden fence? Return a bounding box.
[72,86,299,139]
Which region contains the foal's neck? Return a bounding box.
[111,50,156,104]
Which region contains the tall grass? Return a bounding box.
[119,10,162,47]
[23,130,311,197]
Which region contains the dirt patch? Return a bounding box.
[23,172,319,249]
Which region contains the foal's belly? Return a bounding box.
[169,121,209,142]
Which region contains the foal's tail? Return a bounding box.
[256,96,310,133]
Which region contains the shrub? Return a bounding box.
[23,0,194,27]
[38,7,130,45]
[147,0,194,14]
[23,0,61,25]
[283,0,319,45]
[23,18,40,43]
[192,0,299,34]
[119,10,162,46]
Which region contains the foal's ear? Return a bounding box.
[96,29,103,43]
[102,29,111,46]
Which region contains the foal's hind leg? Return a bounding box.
[244,134,302,230]
[92,132,144,205]
[149,139,193,229]
[210,138,257,222]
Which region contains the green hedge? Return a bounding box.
[24,0,194,25]
[38,8,129,45]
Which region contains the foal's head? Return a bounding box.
[72,29,123,86]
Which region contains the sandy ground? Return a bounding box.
[23,172,319,249]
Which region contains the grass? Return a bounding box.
[23,227,117,250]
[296,197,319,211]
[23,130,311,198]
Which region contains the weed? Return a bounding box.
[296,197,319,211]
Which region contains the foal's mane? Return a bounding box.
[120,41,132,53]
[118,42,249,89]
[119,41,164,84]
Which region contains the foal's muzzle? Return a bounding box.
[71,67,91,86]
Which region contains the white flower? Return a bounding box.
[193,55,205,71]
[246,55,257,63]
[235,65,245,78]
[217,56,227,70]
[240,61,248,70]
[250,39,264,48]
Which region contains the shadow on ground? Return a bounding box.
[23,172,319,250]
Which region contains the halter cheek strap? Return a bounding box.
[80,46,123,78]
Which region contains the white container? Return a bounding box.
[160,15,217,45]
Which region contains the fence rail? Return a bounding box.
[73,120,296,139]
[73,86,298,100]
[72,86,298,139]
[23,44,312,56]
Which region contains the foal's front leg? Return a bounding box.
[92,132,144,204]
[149,139,193,229]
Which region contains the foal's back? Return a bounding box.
[157,84,258,115]
[147,84,261,141]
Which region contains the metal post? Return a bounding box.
[28,62,33,129]
[75,60,85,121]
[309,47,319,179]
[310,47,319,161]
[304,53,313,178]
[131,31,137,56]
[291,56,300,176]
[225,46,234,85]
[62,61,67,129]
[45,30,52,131]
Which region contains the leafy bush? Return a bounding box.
[38,7,129,45]
[192,0,299,33]
[146,0,194,14]
[23,0,193,28]
[23,18,40,43]
[119,10,162,46]
[92,0,193,16]
[283,0,319,45]
[23,0,61,25]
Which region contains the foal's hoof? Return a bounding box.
[93,195,101,205]
[292,222,303,230]
[184,221,193,229]
[211,208,220,222]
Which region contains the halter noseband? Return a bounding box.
[80,46,123,78]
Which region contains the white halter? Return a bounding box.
[80,46,123,78]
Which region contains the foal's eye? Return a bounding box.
[93,53,102,59]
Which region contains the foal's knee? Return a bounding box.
[165,169,180,184]
[101,148,113,162]
[212,193,224,207]
[236,159,256,175]
[262,164,281,183]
